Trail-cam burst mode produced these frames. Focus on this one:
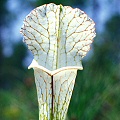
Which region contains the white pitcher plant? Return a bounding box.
[20,3,96,120]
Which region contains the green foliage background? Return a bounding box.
[0,0,120,120]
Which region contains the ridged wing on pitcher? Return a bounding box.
[53,69,77,119]
[34,68,52,119]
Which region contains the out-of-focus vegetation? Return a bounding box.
[0,0,120,120]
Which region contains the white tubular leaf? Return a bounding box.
[20,3,96,120]
[33,66,77,120]
[20,3,96,71]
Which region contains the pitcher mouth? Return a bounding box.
[28,59,83,75]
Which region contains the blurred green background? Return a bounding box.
[0,0,120,120]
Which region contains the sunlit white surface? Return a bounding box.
[21,3,96,120]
